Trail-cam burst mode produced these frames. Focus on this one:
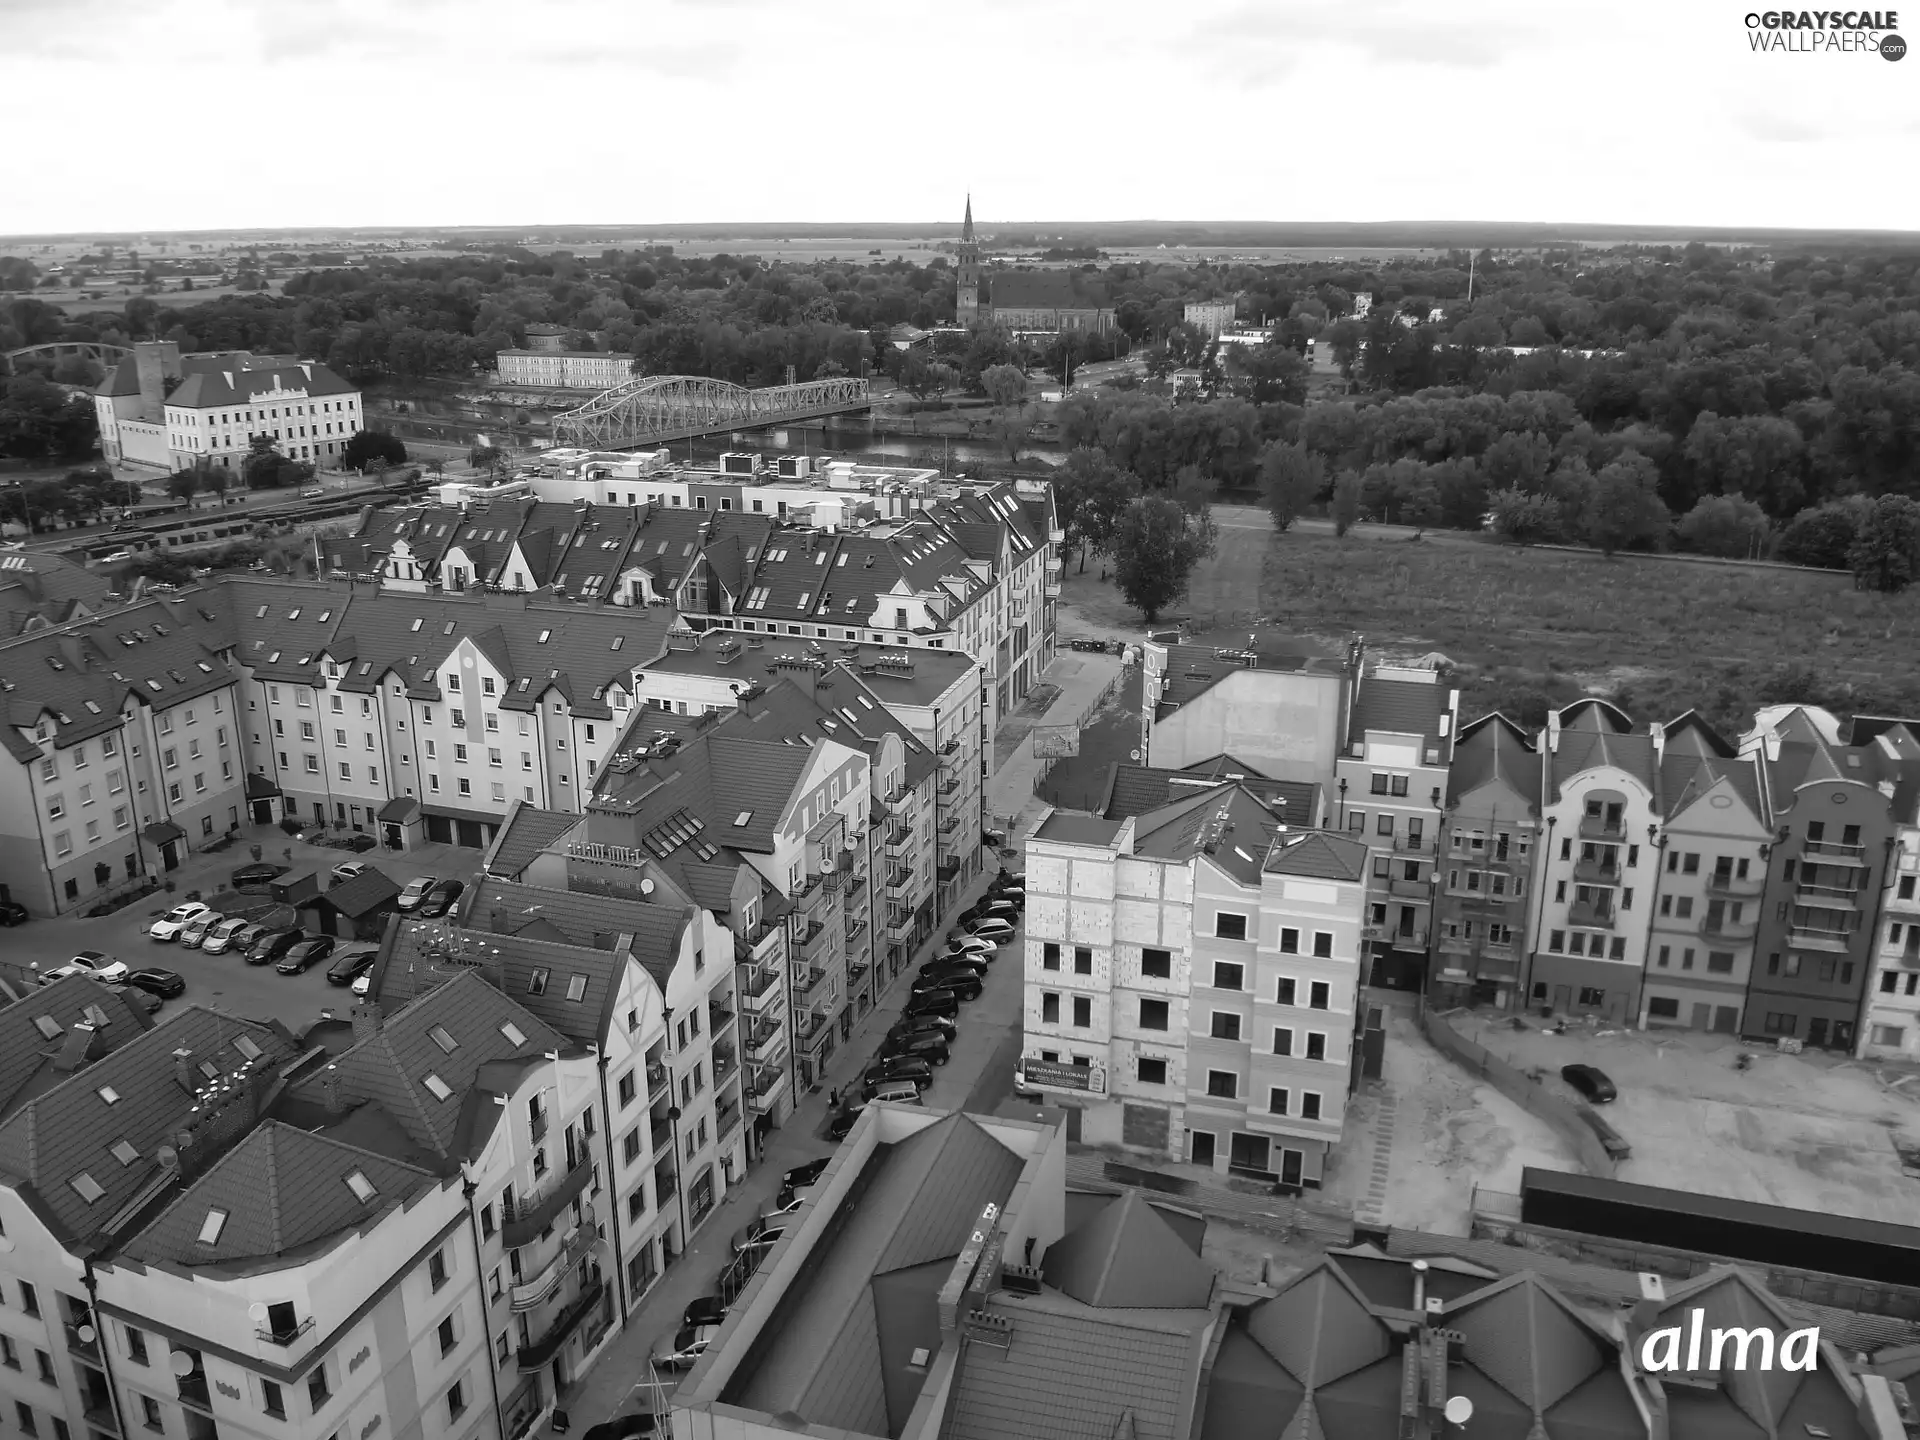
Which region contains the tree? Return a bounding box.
[1676,494,1770,558]
[1110,495,1218,622]
[1259,441,1323,531]
[341,429,408,471]
[1776,498,1870,569]
[1394,469,1443,536]
[1487,487,1560,543]
[1584,453,1670,556]
[1330,473,1364,537]
[979,363,1028,411]
[1053,447,1143,570]
[243,434,297,489]
[1848,494,1920,593]
[1225,342,1309,405]
[165,468,202,503]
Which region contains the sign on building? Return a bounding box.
[1030,725,1080,758]
[1017,1057,1106,1094]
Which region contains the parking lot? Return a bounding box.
[2,824,482,1032]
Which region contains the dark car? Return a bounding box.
[889,1013,957,1042]
[276,936,336,975]
[682,1294,730,1328]
[124,967,186,999]
[910,971,982,1002]
[417,879,465,918]
[904,988,962,1020]
[827,1097,868,1139]
[344,833,379,853]
[784,1158,831,1191]
[880,1031,951,1066]
[326,947,379,986]
[0,900,29,927]
[582,1414,657,1440]
[244,928,305,965]
[230,862,288,892]
[1561,1063,1618,1103]
[919,955,988,980]
[862,1056,933,1091]
[963,898,1017,923]
[102,983,163,1016]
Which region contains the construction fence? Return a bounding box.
[1030,667,1130,796]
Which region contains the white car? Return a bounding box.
[330,861,369,884]
[946,934,994,955]
[101,548,134,562]
[352,972,372,998]
[149,902,212,941]
[397,876,439,911]
[966,918,1016,944]
[200,916,250,954]
[56,950,130,983]
[178,911,224,948]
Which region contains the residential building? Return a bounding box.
[1432,713,1540,1011]
[1854,717,1920,1059]
[95,340,365,472]
[1335,664,1459,990]
[1021,790,1367,1184]
[668,1099,1907,1440]
[494,352,637,390]
[1095,757,1322,833]
[0,595,248,914]
[1740,706,1906,1051]
[1526,700,1662,1024]
[0,551,118,636]
[1141,637,1353,785]
[1183,299,1238,337]
[523,324,570,353]
[1641,713,1771,1033]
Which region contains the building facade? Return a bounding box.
[494,353,637,390]
[1431,714,1541,1012]
[1183,300,1238,338]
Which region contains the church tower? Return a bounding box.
[955,194,981,326]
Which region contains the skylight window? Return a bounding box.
[527,969,550,996]
[565,974,588,1002]
[443,622,455,635]
[32,1015,61,1040]
[83,1004,110,1028]
[428,1025,458,1054]
[611,635,624,651]
[96,1085,119,1105]
[344,1170,378,1203]
[318,611,331,623]
[538,630,551,643]
[110,1140,141,1166]
[256,606,269,619]
[288,609,300,620]
[234,1036,263,1062]
[198,1209,229,1244]
[422,1073,453,1102]
[500,1022,527,1046]
[70,1173,106,1204]
[267,651,280,664]
[734,810,752,826]
[411,619,423,632]
[199,1060,220,1081]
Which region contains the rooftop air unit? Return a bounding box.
[721,453,758,476]
[777,456,812,479]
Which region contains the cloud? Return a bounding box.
[1736,111,1827,142]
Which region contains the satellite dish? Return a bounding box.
[246,1302,269,1322]
[1129,750,1141,761]
[639,879,655,896]
[75,1325,95,1344]
[1444,1397,1474,1426]
[169,1350,197,1378]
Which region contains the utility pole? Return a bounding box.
[1467,250,1476,305]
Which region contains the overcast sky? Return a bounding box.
[5,0,1917,235]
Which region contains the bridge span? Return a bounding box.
[550,374,871,451]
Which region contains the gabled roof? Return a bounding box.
[1263,829,1369,883]
[317,867,401,917]
[589,712,814,853]
[1450,713,1541,811]
[1101,760,1320,832]
[987,270,1112,311]
[1445,1270,1622,1412]
[1041,1190,1216,1308]
[1549,705,1659,799]
[159,358,358,410]
[120,1121,438,1268]
[484,802,583,879]
[465,877,689,995]
[0,975,154,1122]
[0,552,118,639]
[1351,672,1455,763]
[376,918,633,1050]
[1134,785,1285,887]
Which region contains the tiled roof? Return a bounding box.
[484,802,583,879]
[1040,1190,1216,1308]
[589,712,814,853]
[1350,673,1455,762]
[1549,709,1659,799]
[718,672,939,792]
[1446,1271,1624,1413]
[159,358,358,411]
[987,270,1112,311]
[0,1006,295,1244]
[1134,786,1285,887]
[120,1121,438,1267]
[1449,714,1541,810]
[291,970,569,1167]
[378,919,629,1050]
[1262,829,1369,883]
[1104,761,1321,833]
[0,975,154,1121]
[466,877,690,995]
[0,552,118,639]
[318,867,401,917]
[643,629,976,710]
[722,1114,1025,1431]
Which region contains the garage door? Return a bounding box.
[425,815,453,845]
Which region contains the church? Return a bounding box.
[954,197,1117,335]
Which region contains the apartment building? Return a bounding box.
[1640,714,1770,1034]
[0,596,248,914]
[1741,706,1911,1051]
[95,340,365,472]
[1853,718,1920,1059]
[1141,637,1352,785]
[1021,788,1367,1185]
[1334,665,1458,990]
[1526,701,1661,1024]
[1432,714,1540,1012]
[493,352,636,390]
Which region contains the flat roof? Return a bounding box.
[644,631,975,710]
[1032,813,1124,846]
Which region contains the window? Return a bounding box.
[1073,946,1092,974]
[623,1129,641,1164]
[428,1247,449,1291]
[1647,996,1681,1020]
[1272,1027,1293,1056]
[125,1328,148,1366]
[1308,981,1330,1010]
[617,1071,636,1106]
[262,1380,286,1420]
[1206,1071,1238,1099]
[1312,931,1333,958]
[1305,1032,1327,1061]
[1041,993,1060,1024]
[1301,1092,1323,1120]
[447,1381,467,1421]
[1275,977,1296,1005]
[437,1316,456,1356]
[16,1405,35,1437]
[1279,927,1299,954]
[1141,947,1171,978]
[1042,943,1059,970]
[1212,961,1244,991]
[308,1367,331,1412]
[1210,1012,1241,1041]
[1268,1088,1290,1115]
[0,1336,16,1370]
[1215,912,1248,941]
[1071,996,1091,1028]
[1707,951,1735,974]
[19,1283,37,1317]
[1139,998,1169,1030]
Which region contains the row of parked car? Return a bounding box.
[148,900,380,981]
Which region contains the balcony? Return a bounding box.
[64,1318,102,1363]
[1796,881,1863,910]
[887,866,913,892]
[938,775,961,797]
[1473,953,1523,982]
[883,784,912,814]
[886,909,913,939]
[937,856,962,884]
[516,1276,606,1372]
[646,1061,668,1099]
[255,1314,315,1347]
[501,1156,594,1248]
[1455,888,1516,909]
[748,1067,788,1114]
[711,1044,738,1088]
[795,870,823,900]
[510,1221,601,1312]
[716,1101,742,1143]
[1388,877,1428,900]
[1578,816,1626,841]
[175,1371,211,1413]
[1699,916,1758,942]
[708,998,735,1035]
[799,919,830,959]
[530,1108,549,1146]
[1572,858,1620,885]
[1045,579,1062,600]
[1788,926,1852,954]
[83,1394,118,1433]
[651,1115,672,1156]
[938,739,961,763]
[845,915,868,946]
[745,1019,785,1066]
[1706,871,1766,898]
[886,831,914,858]
[740,967,782,1015]
[503,1378,544,1440]
[1566,902,1616,931]
[796,967,833,1004]
[1803,838,1868,862]
[1392,834,1429,854]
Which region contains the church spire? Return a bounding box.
[962,194,974,242]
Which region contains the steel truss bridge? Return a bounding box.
[1,341,131,377]
[550,374,872,451]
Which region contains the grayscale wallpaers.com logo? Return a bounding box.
[1745,10,1906,56]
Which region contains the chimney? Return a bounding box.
[172,1047,196,1093]
[1547,708,1563,753]
[1411,1258,1428,1313]
[318,1063,345,1114]
[350,1002,383,1044]
[133,340,182,424]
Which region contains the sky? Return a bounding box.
[3,0,1918,235]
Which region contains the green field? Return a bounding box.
[1261,533,1920,732]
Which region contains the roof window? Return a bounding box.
[500,1022,527,1046]
[344,1170,378,1203]
[428,1025,458,1054]
[70,1173,106,1204]
[197,1209,229,1244]
[422,1073,453,1101]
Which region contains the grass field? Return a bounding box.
[1258,531,1920,731]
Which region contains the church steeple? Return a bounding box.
[962,193,974,242]
[956,194,981,326]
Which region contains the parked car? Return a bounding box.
[682,1295,730,1329]
[101,983,162,1016]
[888,1014,957,1043]
[329,861,370,884]
[730,1218,787,1256]
[276,937,336,975]
[231,862,287,892]
[964,917,1016,943]
[200,916,251,953]
[991,887,1026,907]
[940,935,994,959]
[919,957,988,984]
[417,879,465,918]
[904,988,962,1020]
[1561,1064,1618,1104]
[582,1413,657,1440]
[343,833,379,853]
[990,870,1025,892]
[326,947,380,986]
[650,1325,719,1372]
[301,487,325,499]
[879,1031,951,1066]
[62,950,130,983]
[963,898,1016,923]
[761,1194,806,1222]
[0,899,30,926]
[827,1099,868,1140]
[148,902,212,941]
[910,972,981,1002]
[784,1159,831,1191]
[865,1079,925,1107]
[124,967,186,999]
[244,929,305,966]
[178,911,224,948]
[397,875,440,911]
[863,1057,933,1093]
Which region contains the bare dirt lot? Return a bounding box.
[1455,1013,1920,1225]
